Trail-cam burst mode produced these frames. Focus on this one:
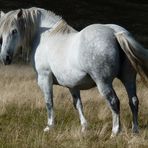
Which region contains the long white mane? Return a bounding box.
[0,7,75,60]
[0,7,60,46]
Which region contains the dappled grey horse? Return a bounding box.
[0,7,148,137]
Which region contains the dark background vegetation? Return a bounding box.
[0,0,148,46]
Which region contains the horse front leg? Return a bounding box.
[37,72,54,132]
[69,89,88,132]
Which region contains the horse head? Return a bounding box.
[0,7,65,65]
[0,9,23,65]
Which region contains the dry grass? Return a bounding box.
[0,64,147,148]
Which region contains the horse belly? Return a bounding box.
[73,74,96,90]
[53,70,95,89]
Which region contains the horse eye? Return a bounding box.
[12,29,17,35]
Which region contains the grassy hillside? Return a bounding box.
[0,64,147,148]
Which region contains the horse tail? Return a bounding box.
[115,31,148,84]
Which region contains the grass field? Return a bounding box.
[0,64,147,148]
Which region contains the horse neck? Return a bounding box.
[21,8,62,49]
[38,8,77,33]
[39,8,62,28]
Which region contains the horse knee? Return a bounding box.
[108,96,120,114]
[102,89,120,114]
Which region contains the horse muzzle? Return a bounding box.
[0,54,12,65]
[5,55,12,65]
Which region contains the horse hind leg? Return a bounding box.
[123,80,139,133]
[120,64,139,133]
[91,76,121,137]
[69,89,88,132]
[99,82,121,137]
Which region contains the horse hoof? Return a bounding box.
[132,128,139,134]
[43,125,54,132]
[110,133,117,138]
[44,126,50,132]
[81,127,86,133]
[81,123,88,133]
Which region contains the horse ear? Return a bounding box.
[17,9,23,18]
[0,11,5,18]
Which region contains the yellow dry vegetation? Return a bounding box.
[0,64,147,148]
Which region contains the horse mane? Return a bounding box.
[0,7,76,61]
[18,7,63,49]
[48,19,76,36]
[0,8,60,55]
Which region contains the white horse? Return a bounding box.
[0,7,148,137]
